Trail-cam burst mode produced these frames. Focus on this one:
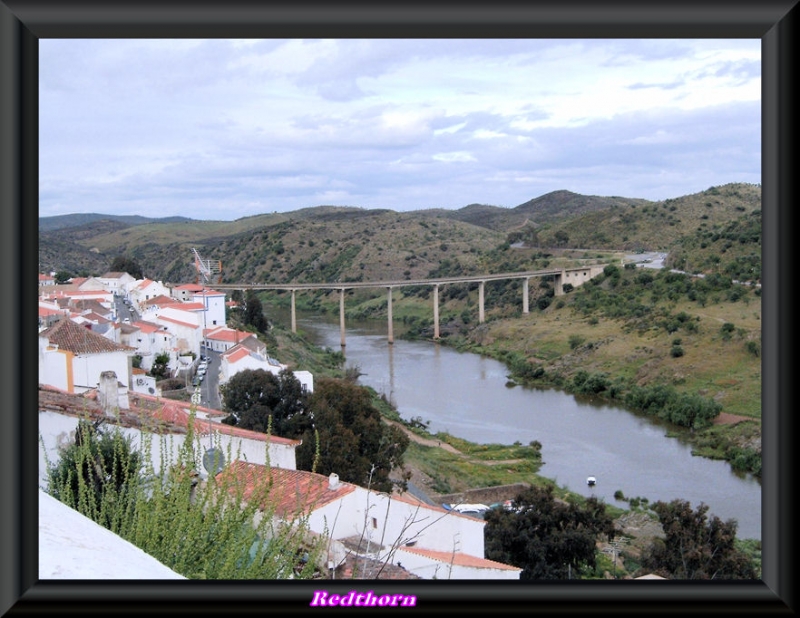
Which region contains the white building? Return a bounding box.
[38,389,300,489]
[171,283,205,303]
[120,319,177,372]
[39,318,136,395]
[204,325,258,353]
[221,462,521,580]
[95,271,137,295]
[219,342,314,393]
[148,306,203,357]
[129,278,172,311]
[192,288,227,329]
[37,387,519,581]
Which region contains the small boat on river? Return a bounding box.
[587,476,597,487]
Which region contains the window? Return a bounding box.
[372,517,378,529]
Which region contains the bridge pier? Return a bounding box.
[523,278,529,314]
[554,269,566,296]
[290,289,297,333]
[479,281,485,323]
[433,284,440,340]
[339,289,346,347]
[387,287,394,344]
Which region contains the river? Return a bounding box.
[280,309,761,541]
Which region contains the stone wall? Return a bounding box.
[436,482,531,507]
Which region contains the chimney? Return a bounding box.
[98,370,119,417]
[328,473,340,490]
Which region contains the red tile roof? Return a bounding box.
[400,545,520,571]
[156,315,198,329]
[174,283,204,291]
[131,320,163,333]
[40,318,135,355]
[217,461,356,518]
[205,328,253,343]
[148,400,301,447]
[39,306,67,317]
[140,294,175,308]
[222,346,251,364]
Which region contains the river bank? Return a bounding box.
[383,415,667,577]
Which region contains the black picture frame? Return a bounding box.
[3,1,795,614]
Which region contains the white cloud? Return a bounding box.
[39,38,761,219]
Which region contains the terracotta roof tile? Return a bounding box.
[218,461,355,518]
[149,400,301,447]
[156,315,199,329]
[206,328,253,343]
[400,545,520,571]
[40,318,135,355]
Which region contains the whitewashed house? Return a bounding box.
[120,319,177,372]
[148,306,203,357]
[171,283,204,303]
[38,300,69,331]
[220,462,521,580]
[203,325,258,353]
[95,271,137,296]
[39,318,136,395]
[219,342,314,393]
[42,288,115,309]
[70,313,120,344]
[76,276,110,292]
[192,288,227,329]
[38,388,300,489]
[129,278,172,312]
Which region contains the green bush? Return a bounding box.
[43,412,324,579]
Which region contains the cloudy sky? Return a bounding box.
[39,38,761,221]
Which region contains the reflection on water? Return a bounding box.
[278,308,761,540]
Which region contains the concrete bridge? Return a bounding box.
[214,265,604,346]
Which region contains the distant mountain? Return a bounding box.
[409,190,651,232]
[37,184,760,285]
[39,213,195,233]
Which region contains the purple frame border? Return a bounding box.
[1,1,795,614]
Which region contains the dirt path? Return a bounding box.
[713,411,756,425]
[383,418,461,454]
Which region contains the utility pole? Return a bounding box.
[609,538,628,579]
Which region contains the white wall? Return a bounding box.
[308,487,485,559]
[39,410,297,492]
[193,292,226,328]
[39,338,70,392]
[71,351,131,392]
[39,490,186,580]
[151,308,202,356]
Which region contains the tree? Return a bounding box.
[221,368,311,437]
[640,499,758,579]
[46,419,142,531]
[227,289,245,325]
[484,485,615,579]
[244,289,268,333]
[554,230,569,246]
[295,377,409,494]
[110,255,144,279]
[54,270,72,284]
[149,352,171,379]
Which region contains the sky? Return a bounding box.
[39,38,761,222]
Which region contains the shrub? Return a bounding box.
[43,412,324,579]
